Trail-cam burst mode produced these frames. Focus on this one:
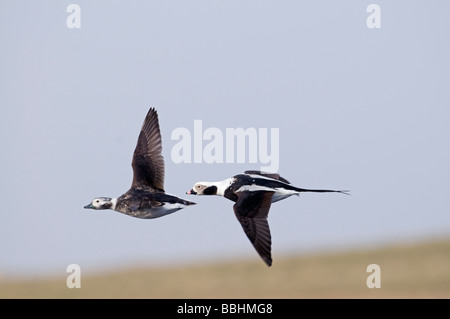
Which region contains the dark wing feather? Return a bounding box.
[244,170,290,184]
[233,191,273,266]
[131,108,165,192]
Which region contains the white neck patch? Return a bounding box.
[215,178,234,196]
[110,198,118,210]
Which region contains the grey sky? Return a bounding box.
[1,1,450,277]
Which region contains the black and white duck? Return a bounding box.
[84,107,196,219]
[187,170,348,266]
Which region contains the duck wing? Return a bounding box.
[233,191,273,266]
[244,170,290,184]
[131,107,165,192]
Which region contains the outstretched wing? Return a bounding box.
[244,170,290,184]
[131,107,165,192]
[233,191,273,266]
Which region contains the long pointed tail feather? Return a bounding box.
[294,188,350,195]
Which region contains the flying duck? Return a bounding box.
[84,107,196,218]
[186,170,348,266]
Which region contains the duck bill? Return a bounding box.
[84,203,94,209]
[186,189,197,195]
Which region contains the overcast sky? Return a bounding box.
[1,1,450,278]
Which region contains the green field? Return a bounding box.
[2,238,450,299]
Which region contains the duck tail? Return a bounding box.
[183,199,197,206]
[293,187,350,195]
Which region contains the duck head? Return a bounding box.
[84,197,116,210]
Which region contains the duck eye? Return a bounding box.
[95,199,100,203]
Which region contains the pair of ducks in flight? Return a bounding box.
[84,108,348,266]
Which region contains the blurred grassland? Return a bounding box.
[1,238,450,299]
